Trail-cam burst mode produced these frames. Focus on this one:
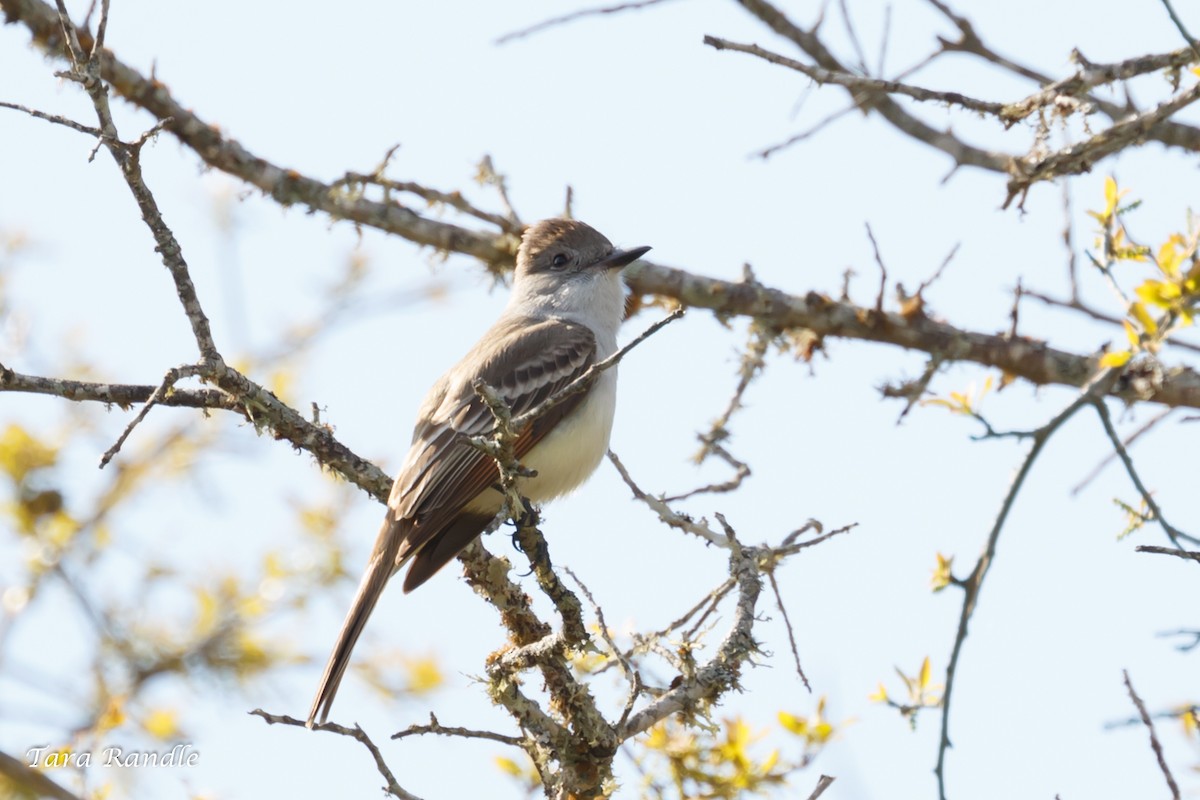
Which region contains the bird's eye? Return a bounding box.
[550,253,570,270]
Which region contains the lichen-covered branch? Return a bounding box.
[6,0,1200,416]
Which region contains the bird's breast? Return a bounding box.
[518,369,617,503]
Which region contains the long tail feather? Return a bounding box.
[306,547,395,727]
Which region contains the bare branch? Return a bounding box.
[618,522,764,737]
[391,713,523,746]
[98,363,203,468]
[0,362,232,409]
[732,0,1010,173]
[1136,545,1200,562]
[1092,398,1197,549]
[935,367,1121,800]
[607,449,730,547]
[622,261,1200,411]
[0,749,83,800]
[0,99,101,136]
[7,0,1200,415]
[806,775,837,800]
[767,570,810,691]
[495,0,677,45]
[1122,671,1181,800]
[565,566,646,729]
[1020,289,1200,355]
[667,311,766,502]
[1007,81,1200,207]
[704,35,1005,116]
[1158,0,1200,61]
[1070,408,1174,495]
[250,709,424,800]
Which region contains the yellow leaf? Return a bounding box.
[868,683,889,703]
[1129,306,1156,337]
[268,367,295,406]
[143,708,180,740]
[1099,350,1132,369]
[919,657,932,692]
[235,631,270,673]
[1135,280,1180,309]
[194,588,218,636]
[494,756,523,776]
[96,695,127,733]
[0,424,58,483]
[777,711,807,735]
[930,552,954,592]
[1103,176,1119,216]
[403,655,444,694]
[1182,707,1199,738]
[1158,235,1186,277]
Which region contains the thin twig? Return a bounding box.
[1092,398,1197,549]
[564,566,646,729]
[866,223,888,316]
[1158,0,1200,61]
[704,36,1005,116]
[935,367,1120,800]
[806,775,837,800]
[98,363,202,467]
[391,713,523,746]
[495,0,677,44]
[767,570,810,691]
[251,710,423,800]
[666,315,766,502]
[1019,289,1200,355]
[1136,545,1200,562]
[0,100,102,137]
[1071,408,1173,495]
[1122,670,1181,800]
[607,449,729,546]
[915,243,961,298]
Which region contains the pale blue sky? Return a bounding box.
[2,1,1198,798]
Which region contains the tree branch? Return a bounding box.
[1122,670,1181,800]
[0,750,83,800]
[935,367,1120,800]
[250,710,423,800]
[8,0,1200,416]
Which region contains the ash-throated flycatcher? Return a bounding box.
[307,218,650,726]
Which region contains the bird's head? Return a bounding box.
[509,218,650,324]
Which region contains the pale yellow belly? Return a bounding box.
[464,371,616,513]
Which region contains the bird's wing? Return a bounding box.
[306,316,598,726]
[389,315,598,579]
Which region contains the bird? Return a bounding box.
[307,218,650,726]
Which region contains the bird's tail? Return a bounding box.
[306,543,397,728]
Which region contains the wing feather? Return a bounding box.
[388,316,597,576]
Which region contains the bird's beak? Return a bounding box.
[595,245,651,271]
